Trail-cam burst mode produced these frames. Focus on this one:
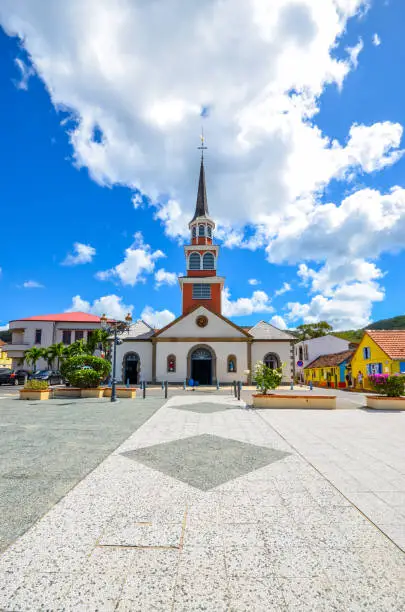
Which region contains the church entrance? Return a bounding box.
[191,348,212,385]
[123,353,139,384]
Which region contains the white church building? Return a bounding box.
[115,154,296,385]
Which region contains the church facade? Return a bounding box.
[115,154,295,385]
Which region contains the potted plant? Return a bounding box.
[366,374,405,410]
[20,379,50,401]
[252,361,336,409]
[60,355,111,398]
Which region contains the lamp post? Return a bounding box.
[100,312,133,402]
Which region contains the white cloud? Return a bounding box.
[269,315,287,330]
[140,306,175,329]
[0,323,9,331]
[154,268,178,288]
[248,279,261,286]
[346,38,363,69]
[67,294,133,320]
[132,192,143,209]
[372,33,381,46]
[62,242,96,266]
[222,288,274,317]
[2,0,404,328]
[274,282,291,297]
[14,57,35,90]
[286,258,385,329]
[154,200,188,241]
[96,232,164,286]
[0,0,377,235]
[22,280,45,288]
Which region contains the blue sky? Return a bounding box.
[1,0,405,331]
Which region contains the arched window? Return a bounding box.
[199,224,205,237]
[167,354,176,373]
[227,355,237,373]
[264,353,281,370]
[203,252,215,270]
[189,252,201,270]
[298,346,303,361]
[192,226,196,238]
[207,226,212,238]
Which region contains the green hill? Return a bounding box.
[334,314,405,343]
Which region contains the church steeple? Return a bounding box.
[192,157,209,221]
[179,138,225,316]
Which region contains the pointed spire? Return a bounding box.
[192,132,209,221]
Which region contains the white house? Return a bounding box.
[114,154,296,385]
[294,334,354,381]
[4,312,104,370]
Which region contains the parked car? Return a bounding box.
[0,369,31,385]
[29,370,64,385]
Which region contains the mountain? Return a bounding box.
[334,314,405,343]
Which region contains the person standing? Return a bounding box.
[357,371,363,389]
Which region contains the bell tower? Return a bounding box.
[179,137,225,315]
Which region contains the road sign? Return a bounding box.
[297,360,304,367]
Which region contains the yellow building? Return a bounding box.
[351,330,405,390]
[0,340,12,368]
[304,350,355,388]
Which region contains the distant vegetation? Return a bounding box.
[335,314,405,343]
[0,330,11,343]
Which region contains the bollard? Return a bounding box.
[165,381,168,399]
[233,380,237,397]
[237,381,241,401]
[183,379,186,391]
[143,382,146,399]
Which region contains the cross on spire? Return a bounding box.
[197,129,207,159]
[192,132,209,221]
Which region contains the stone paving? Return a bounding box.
[0,396,164,552]
[0,393,404,611]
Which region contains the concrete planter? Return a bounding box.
[81,388,105,399]
[253,394,336,410]
[366,396,405,410]
[19,389,50,401]
[104,387,136,399]
[52,387,82,399]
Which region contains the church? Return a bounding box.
[116,152,295,386]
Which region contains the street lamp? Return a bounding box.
[100,312,133,402]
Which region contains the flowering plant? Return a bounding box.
[368,373,405,397]
[254,361,283,394]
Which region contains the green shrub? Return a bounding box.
[254,361,283,394]
[24,379,49,390]
[61,355,111,389]
[67,369,101,389]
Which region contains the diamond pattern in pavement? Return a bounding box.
[121,434,291,490]
[171,402,235,414]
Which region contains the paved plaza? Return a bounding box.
[0,390,404,610]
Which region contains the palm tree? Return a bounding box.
[62,340,86,359]
[24,347,44,373]
[41,348,54,369]
[46,342,66,370]
[85,329,111,356]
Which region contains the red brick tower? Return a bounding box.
[179,139,224,315]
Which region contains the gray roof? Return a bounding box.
[191,157,209,221]
[248,321,296,340]
[120,320,155,340]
